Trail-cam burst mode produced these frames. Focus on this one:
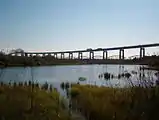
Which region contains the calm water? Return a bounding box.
[0,65,157,88]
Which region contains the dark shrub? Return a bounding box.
[104,72,111,80]
[118,74,121,79]
[121,73,125,77]
[60,82,65,90]
[65,82,69,89]
[125,73,131,79]
[35,83,39,88]
[42,82,48,90]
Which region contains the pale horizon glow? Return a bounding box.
[0,0,159,57]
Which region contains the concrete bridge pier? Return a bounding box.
[25,53,28,57]
[103,51,108,59]
[48,53,51,56]
[69,53,73,59]
[78,52,83,59]
[89,51,94,59]
[119,49,124,59]
[60,53,64,59]
[140,47,145,58]
[21,53,25,56]
[42,53,46,57]
[54,53,57,59]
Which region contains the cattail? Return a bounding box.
[42,82,48,90]
[18,82,21,86]
[49,84,53,92]
[31,81,35,89]
[28,81,31,86]
[111,74,114,79]
[8,81,11,86]
[0,81,4,86]
[13,82,17,87]
[35,83,39,88]
[24,81,27,86]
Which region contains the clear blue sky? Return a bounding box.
[0,0,159,56]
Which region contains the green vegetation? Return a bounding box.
[70,84,159,120]
[0,82,72,120]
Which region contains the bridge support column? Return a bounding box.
[42,54,46,57]
[54,53,57,59]
[103,51,108,59]
[78,52,83,59]
[61,53,64,59]
[89,51,94,59]
[25,53,28,57]
[119,49,124,59]
[69,53,73,59]
[21,53,24,56]
[140,47,145,58]
[36,54,39,56]
[48,53,51,56]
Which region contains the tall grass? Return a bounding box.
[70,82,159,120]
[0,82,73,120]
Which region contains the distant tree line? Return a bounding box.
[0,53,82,67]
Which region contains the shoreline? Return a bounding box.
[0,62,147,68]
[141,66,159,71]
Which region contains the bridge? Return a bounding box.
[10,43,159,60]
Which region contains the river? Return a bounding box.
[0,64,158,88]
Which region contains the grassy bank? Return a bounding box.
[70,84,159,120]
[0,82,72,120]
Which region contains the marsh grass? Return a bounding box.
[70,84,159,120]
[0,82,72,120]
